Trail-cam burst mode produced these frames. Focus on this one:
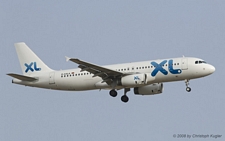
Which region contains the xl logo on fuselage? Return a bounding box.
[151,60,182,77]
[24,62,41,73]
[134,76,141,81]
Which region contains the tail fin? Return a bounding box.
[15,42,53,75]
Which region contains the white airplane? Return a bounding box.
[7,42,215,103]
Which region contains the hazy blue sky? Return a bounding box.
[1,1,224,141]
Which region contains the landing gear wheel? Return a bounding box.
[109,90,117,97]
[186,87,191,92]
[121,95,129,103]
[185,79,191,92]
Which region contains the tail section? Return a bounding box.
[15,42,53,75]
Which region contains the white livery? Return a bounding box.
[7,42,215,102]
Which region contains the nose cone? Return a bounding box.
[208,65,215,74]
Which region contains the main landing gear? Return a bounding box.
[109,88,130,103]
[121,88,130,103]
[185,79,191,92]
[109,89,117,97]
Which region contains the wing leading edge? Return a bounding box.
[66,57,124,83]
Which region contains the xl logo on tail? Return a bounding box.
[24,62,41,73]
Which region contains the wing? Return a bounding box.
[7,73,38,81]
[66,57,124,83]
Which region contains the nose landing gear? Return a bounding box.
[186,87,191,92]
[185,79,191,92]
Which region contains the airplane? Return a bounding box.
[7,42,215,103]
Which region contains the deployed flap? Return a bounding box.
[7,73,37,81]
[66,57,123,83]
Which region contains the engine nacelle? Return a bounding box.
[134,83,163,95]
[119,73,155,86]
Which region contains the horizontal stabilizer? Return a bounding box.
[7,73,37,81]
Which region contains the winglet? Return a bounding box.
[65,56,71,62]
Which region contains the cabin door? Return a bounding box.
[49,72,55,84]
[181,58,188,70]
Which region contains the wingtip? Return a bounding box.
[7,73,13,76]
[65,56,71,62]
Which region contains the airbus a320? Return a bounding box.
[7,42,215,103]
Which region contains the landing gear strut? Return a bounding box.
[185,79,191,92]
[121,88,130,103]
[109,89,117,97]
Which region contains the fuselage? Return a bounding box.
[12,57,215,91]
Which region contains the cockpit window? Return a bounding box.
[195,60,207,64]
[202,61,207,63]
[199,61,207,64]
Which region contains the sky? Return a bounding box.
[0,0,224,141]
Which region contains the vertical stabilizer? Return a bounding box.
[15,42,53,75]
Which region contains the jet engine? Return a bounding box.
[134,83,163,95]
[118,73,155,86]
